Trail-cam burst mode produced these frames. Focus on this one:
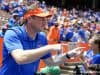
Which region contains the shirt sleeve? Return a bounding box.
[4,30,23,53]
[41,52,51,59]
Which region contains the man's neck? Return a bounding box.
[25,25,37,40]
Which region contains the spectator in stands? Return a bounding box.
[71,26,81,42]
[1,0,9,12]
[0,3,85,75]
[89,34,100,64]
[87,34,100,74]
[78,24,89,43]
[40,1,46,9]
[60,23,74,42]
[80,34,100,73]
[10,0,19,9]
[47,22,60,44]
[8,13,20,28]
[0,23,8,37]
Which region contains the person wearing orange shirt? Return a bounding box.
[47,22,60,44]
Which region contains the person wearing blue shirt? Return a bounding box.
[0,24,8,37]
[91,54,100,64]
[1,1,9,12]
[40,1,46,9]
[0,31,3,37]
[89,34,100,64]
[8,13,20,28]
[0,4,84,75]
[0,0,2,4]
[80,34,100,73]
[16,6,27,17]
[78,26,89,43]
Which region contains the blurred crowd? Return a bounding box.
[0,0,100,40]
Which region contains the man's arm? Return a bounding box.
[11,44,61,64]
[11,45,51,64]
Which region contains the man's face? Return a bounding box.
[27,16,48,32]
[89,38,99,51]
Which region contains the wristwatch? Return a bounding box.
[66,54,71,59]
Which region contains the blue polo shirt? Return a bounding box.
[0,26,51,75]
[91,54,100,64]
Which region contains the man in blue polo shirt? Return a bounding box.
[0,4,84,75]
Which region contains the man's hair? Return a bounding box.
[13,15,19,19]
[22,16,36,25]
[92,34,100,49]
